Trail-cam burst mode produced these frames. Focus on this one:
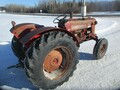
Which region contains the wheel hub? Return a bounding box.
[100,44,106,54]
[43,50,62,73]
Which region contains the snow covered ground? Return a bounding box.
[0,14,120,90]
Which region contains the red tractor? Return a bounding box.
[10,14,108,89]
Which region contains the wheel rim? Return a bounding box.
[43,47,72,80]
[99,43,106,57]
[44,50,63,73]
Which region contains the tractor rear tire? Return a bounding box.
[24,31,78,89]
[11,36,25,66]
[93,38,108,59]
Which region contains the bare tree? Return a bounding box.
[5,0,120,13]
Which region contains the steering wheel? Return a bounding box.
[53,14,67,24]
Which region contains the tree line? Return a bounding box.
[5,0,120,14]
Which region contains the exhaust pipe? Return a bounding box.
[81,0,86,19]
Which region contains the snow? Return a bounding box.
[96,18,117,34]
[0,13,120,90]
[89,11,120,15]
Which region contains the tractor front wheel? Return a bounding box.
[24,31,78,89]
[93,38,108,59]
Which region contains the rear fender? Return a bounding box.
[10,23,44,38]
[19,27,79,47]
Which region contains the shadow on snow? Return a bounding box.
[0,42,38,90]
[79,52,95,61]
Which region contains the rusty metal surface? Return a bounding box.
[19,27,79,46]
[43,46,73,80]
[10,18,97,48]
[65,18,96,31]
[43,50,63,73]
[63,18,98,44]
[10,23,43,38]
